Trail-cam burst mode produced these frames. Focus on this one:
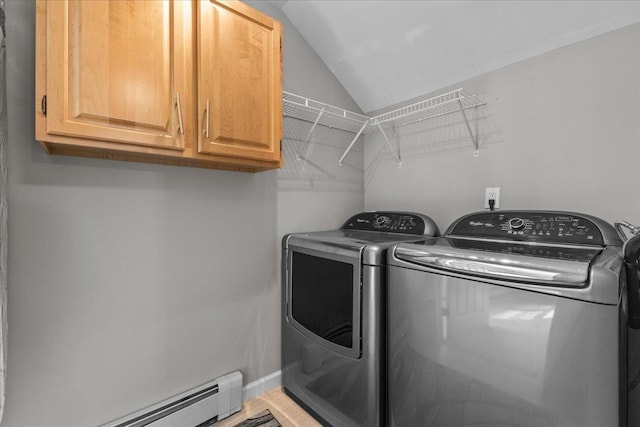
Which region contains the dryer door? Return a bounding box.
[286,240,362,359]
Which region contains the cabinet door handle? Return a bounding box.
[204,99,210,139]
[176,93,185,135]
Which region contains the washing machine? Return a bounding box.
[387,210,640,427]
[281,211,439,427]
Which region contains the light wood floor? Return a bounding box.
[212,387,322,427]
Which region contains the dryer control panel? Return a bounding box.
[447,211,617,246]
[341,211,438,236]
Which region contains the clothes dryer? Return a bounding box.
[282,211,439,427]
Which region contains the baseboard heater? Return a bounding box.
[101,371,242,427]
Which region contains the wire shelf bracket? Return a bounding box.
[376,123,402,167]
[295,106,325,161]
[338,119,369,166]
[458,99,480,157]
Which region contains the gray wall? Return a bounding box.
[245,2,365,239]
[4,1,363,427]
[365,23,640,231]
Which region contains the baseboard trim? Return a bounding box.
[242,370,282,402]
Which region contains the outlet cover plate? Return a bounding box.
[485,187,501,209]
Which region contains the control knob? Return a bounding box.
[376,216,390,227]
[509,217,526,230]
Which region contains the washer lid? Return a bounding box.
[391,237,623,304]
[395,237,600,286]
[446,236,603,262]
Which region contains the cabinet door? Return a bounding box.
[44,0,188,150]
[198,0,282,162]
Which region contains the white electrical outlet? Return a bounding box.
[484,187,501,209]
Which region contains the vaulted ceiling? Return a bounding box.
[275,1,640,113]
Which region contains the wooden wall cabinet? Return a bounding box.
[35,0,283,173]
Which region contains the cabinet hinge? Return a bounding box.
[41,95,47,115]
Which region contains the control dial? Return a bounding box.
[509,217,526,230]
[375,216,390,228]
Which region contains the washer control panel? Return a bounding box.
[449,212,606,245]
[341,211,428,235]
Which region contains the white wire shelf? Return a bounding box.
[369,88,484,127]
[283,91,369,134]
[282,88,486,165]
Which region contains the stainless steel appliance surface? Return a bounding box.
[388,210,640,427]
[282,211,439,427]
